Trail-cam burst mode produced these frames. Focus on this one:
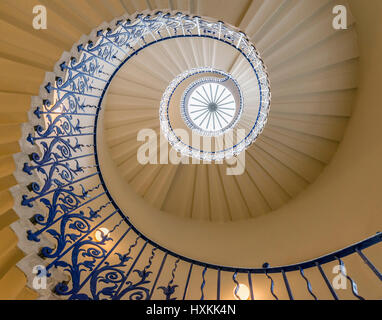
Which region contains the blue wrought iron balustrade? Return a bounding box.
[48,230,382,300]
[13,11,382,300]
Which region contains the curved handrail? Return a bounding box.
[12,11,381,300]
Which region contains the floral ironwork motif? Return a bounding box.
[15,11,379,301]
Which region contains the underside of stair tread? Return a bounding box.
[0,0,358,225]
[100,0,358,222]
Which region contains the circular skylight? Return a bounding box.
[160,64,270,162]
[181,78,242,137]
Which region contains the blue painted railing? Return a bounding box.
[15,11,382,300]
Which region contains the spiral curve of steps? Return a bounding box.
[2,0,381,301]
[102,0,359,222]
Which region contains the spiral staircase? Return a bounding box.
[0,0,381,300]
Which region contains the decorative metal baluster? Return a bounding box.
[28,194,108,240]
[217,268,221,300]
[87,247,137,300]
[232,271,241,300]
[200,266,207,300]
[96,31,130,57]
[31,131,95,141]
[281,269,294,300]
[265,271,278,300]
[248,271,254,300]
[111,242,156,300]
[148,252,168,300]
[335,256,365,300]
[30,119,95,141]
[46,210,118,271]
[38,201,114,260]
[139,15,158,42]
[144,247,157,274]
[22,171,99,207]
[298,267,318,300]
[355,248,382,281]
[105,23,136,54]
[182,263,193,300]
[158,258,180,300]
[58,65,108,87]
[263,263,278,300]
[77,43,118,69]
[116,20,145,53]
[54,219,125,297]
[23,152,95,174]
[111,238,147,299]
[83,182,103,195]
[68,225,131,299]
[196,17,201,36]
[315,262,339,300]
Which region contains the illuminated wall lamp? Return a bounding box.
[233,284,250,300]
[94,227,110,242]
